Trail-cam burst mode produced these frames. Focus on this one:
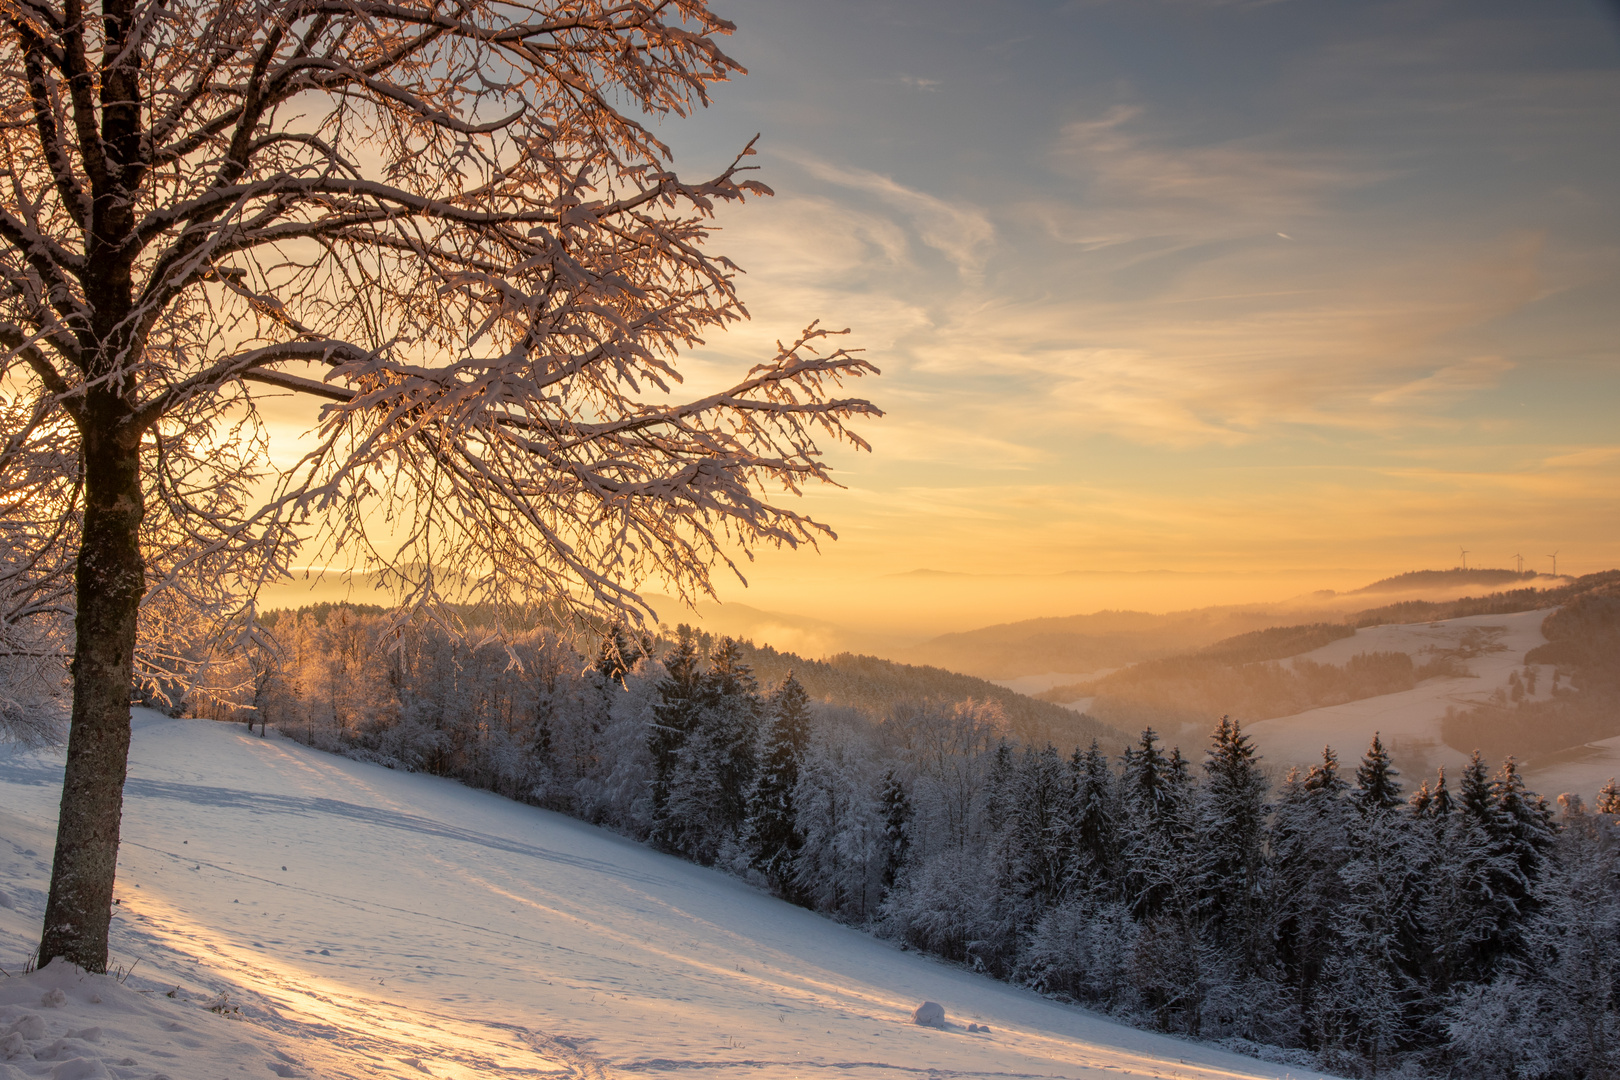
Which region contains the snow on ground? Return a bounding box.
[1,713,1332,1080]
[0,951,332,1080]
[1520,734,1620,810]
[1241,609,1593,794]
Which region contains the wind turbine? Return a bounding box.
[1514,553,1524,574]
[1548,551,1559,577]
[1459,546,1470,571]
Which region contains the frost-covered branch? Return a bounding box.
[0,0,877,704]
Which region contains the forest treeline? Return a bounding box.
[204,605,1620,1080]
[230,604,1122,750]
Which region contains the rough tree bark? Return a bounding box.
[41,411,144,970]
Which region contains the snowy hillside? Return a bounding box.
[0,713,1331,1080]
[1242,609,1600,795]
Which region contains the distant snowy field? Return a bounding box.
[1243,609,1606,798]
[0,713,1332,1080]
[1246,610,1549,776]
[1041,608,1608,803]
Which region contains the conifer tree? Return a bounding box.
[1119,729,1206,1031]
[1599,777,1620,815]
[1166,745,1194,791]
[1007,745,1071,916]
[1410,779,1434,816]
[747,672,812,895]
[1067,741,1121,898]
[1492,757,1558,883]
[595,627,645,689]
[1121,728,1181,918]
[649,628,705,845]
[1438,751,1542,981]
[1123,728,1174,820]
[1197,715,1269,973]
[661,637,761,862]
[1319,747,1422,1069]
[879,768,912,890]
[792,730,885,922]
[1499,799,1620,1078]
[1429,766,1454,815]
[1410,800,1501,997]
[1410,766,1454,818]
[986,739,1018,838]
[1304,744,1349,797]
[1459,750,1496,827]
[1487,757,1558,952]
[1317,801,1421,1072]
[1269,758,1349,1036]
[1351,733,1402,813]
[708,639,764,831]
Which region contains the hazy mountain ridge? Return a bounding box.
[1347,568,1543,594]
[248,570,1620,774]
[724,638,1129,750]
[898,608,1311,681]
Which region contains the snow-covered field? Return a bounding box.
[1241,609,1599,796]
[1,713,1330,1080]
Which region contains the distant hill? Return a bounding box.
[717,638,1131,752]
[1349,568,1540,594]
[898,608,1311,681]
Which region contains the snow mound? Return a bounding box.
[910,1001,945,1028]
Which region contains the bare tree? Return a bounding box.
[0,0,877,971]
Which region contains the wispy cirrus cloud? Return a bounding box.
[1371,356,1515,406]
[784,153,996,276]
[1045,105,1391,246]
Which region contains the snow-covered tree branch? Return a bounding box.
[0,0,877,972]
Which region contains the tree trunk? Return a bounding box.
[38,13,147,968]
[37,404,145,973]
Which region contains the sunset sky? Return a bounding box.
[584,0,1620,630]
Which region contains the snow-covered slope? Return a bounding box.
[0,713,1330,1080]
